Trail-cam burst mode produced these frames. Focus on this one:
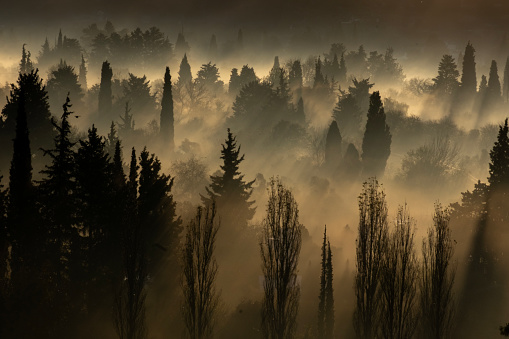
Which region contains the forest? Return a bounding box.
[1,5,509,338]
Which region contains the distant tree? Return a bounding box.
[231,81,273,128]
[228,68,241,94]
[260,177,302,339]
[318,225,335,339]
[339,143,362,180]
[314,56,326,89]
[119,102,135,135]
[433,55,460,96]
[79,55,87,90]
[46,60,84,112]
[485,60,502,106]
[349,78,374,114]
[175,32,190,56]
[276,68,291,105]
[105,121,119,156]
[181,204,220,339]
[202,129,255,229]
[160,66,174,151]
[503,57,509,102]
[318,226,328,339]
[460,42,477,96]
[383,47,405,85]
[345,45,368,78]
[19,44,34,75]
[238,65,258,89]
[196,62,224,95]
[295,97,306,125]
[237,29,244,51]
[122,73,156,116]
[91,33,110,66]
[177,54,192,86]
[289,60,303,92]
[57,29,63,49]
[379,205,419,339]
[420,203,455,339]
[98,61,113,118]
[338,53,347,85]
[332,91,362,140]
[354,178,388,339]
[479,74,488,95]
[325,120,342,169]
[268,56,282,87]
[37,37,51,68]
[361,91,392,178]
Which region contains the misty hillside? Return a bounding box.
[1,6,509,339]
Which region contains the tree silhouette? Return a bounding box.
[314,56,326,89]
[260,177,302,339]
[433,55,459,96]
[160,66,175,151]
[361,91,392,178]
[19,44,34,75]
[177,53,192,86]
[460,42,477,96]
[46,60,84,113]
[79,54,87,90]
[325,120,342,169]
[318,225,335,339]
[289,60,303,92]
[503,57,509,102]
[98,61,113,119]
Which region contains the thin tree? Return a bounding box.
[460,42,477,96]
[318,226,328,339]
[503,57,509,102]
[160,66,175,151]
[181,203,220,339]
[325,241,334,339]
[260,177,302,339]
[419,203,455,339]
[98,60,113,118]
[353,178,389,339]
[379,205,419,339]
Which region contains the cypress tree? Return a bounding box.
[57,29,63,49]
[79,54,87,90]
[177,54,192,85]
[460,42,477,96]
[318,225,327,339]
[361,91,392,178]
[268,56,281,87]
[488,118,509,190]
[98,61,113,118]
[487,60,502,102]
[314,56,326,88]
[160,66,174,151]
[325,120,342,169]
[325,241,334,339]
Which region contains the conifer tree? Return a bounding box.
[325,241,334,339]
[338,53,347,84]
[98,61,113,118]
[479,74,488,95]
[503,57,509,102]
[177,53,192,86]
[19,44,34,75]
[318,226,327,339]
[160,66,175,151]
[325,120,342,169]
[57,29,63,49]
[209,34,218,59]
[46,60,84,113]
[175,32,190,56]
[486,60,502,102]
[361,91,392,178]
[488,118,509,190]
[295,97,305,125]
[119,102,135,134]
[269,56,281,87]
[105,121,119,156]
[229,68,241,94]
[433,55,460,96]
[289,60,303,92]
[79,54,87,90]
[460,42,477,96]
[202,129,255,229]
[314,56,326,88]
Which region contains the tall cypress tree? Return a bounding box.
[98,60,113,118]
[361,91,392,178]
[160,66,175,151]
[325,241,334,339]
[177,54,192,86]
[269,56,281,87]
[487,60,502,102]
[338,53,347,84]
[202,128,255,230]
[460,42,477,96]
[318,225,327,339]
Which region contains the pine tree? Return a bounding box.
[460,42,477,96]
[19,44,34,75]
[175,31,190,56]
[268,56,281,87]
[325,120,342,169]
[318,226,327,339]
[105,121,119,156]
[325,241,334,339]
[160,66,175,151]
[486,60,502,102]
[79,54,88,90]
[433,55,460,96]
[98,61,113,118]
[46,60,84,113]
[503,57,509,102]
[57,29,63,49]
[361,91,392,178]
[177,53,192,86]
[314,56,326,89]
[229,68,241,94]
[202,129,255,229]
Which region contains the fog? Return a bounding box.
[1,2,509,338]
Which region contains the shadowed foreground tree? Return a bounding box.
[318,225,334,339]
[181,203,220,339]
[160,66,175,151]
[354,178,388,339]
[98,61,113,119]
[420,203,455,339]
[260,177,302,339]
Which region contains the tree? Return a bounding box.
[175,32,190,56]
[160,66,175,151]
[433,55,460,96]
[338,53,347,85]
[260,177,302,339]
[488,118,509,190]
[420,203,455,339]
[98,61,113,119]
[460,42,477,96]
[181,204,220,339]
[324,120,342,169]
[79,55,88,90]
[268,56,282,88]
[46,60,84,113]
[354,178,388,339]
[289,60,303,92]
[361,91,392,178]
[19,44,34,75]
[178,53,192,86]
[295,97,305,125]
[122,73,156,117]
[318,225,334,339]
[228,68,241,95]
[503,57,509,102]
[379,205,419,339]
[209,34,218,59]
[314,56,326,89]
[202,129,255,229]
[196,62,224,95]
[485,60,502,106]
[332,90,362,140]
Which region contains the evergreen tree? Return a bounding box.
[338,53,347,84]
[289,60,303,92]
[175,31,190,56]
[433,55,460,96]
[57,29,63,49]
[325,120,342,169]
[238,65,257,89]
[268,56,281,87]
[229,68,241,94]
[209,34,218,59]
[160,66,174,151]
[503,57,509,102]
[277,67,291,105]
[202,129,255,229]
[46,60,84,113]
[295,97,305,125]
[361,91,392,178]
[314,56,326,89]
[79,54,87,90]
[19,44,34,75]
[488,118,509,191]
[119,102,135,135]
[98,61,113,118]
[460,42,477,96]
[325,241,334,339]
[177,53,192,86]
[105,121,119,157]
[122,73,156,117]
[486,59,502,103]
[479,74,488,94]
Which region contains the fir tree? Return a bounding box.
[19,44,34,75]
[460,42,477,96]
[175,31,190,56]
[229,68,241,94]
[105,121,119,156]
[119,102,135,134]
[325,120,342,169]
[433,55,460,96]
[202,128,255,229]
[479,74,488,94]
[361,91,392,178]
[268,56,281,87]
[160,66,175,151]
[486,60,502,102]
[79,54,88,90]
[177,53,192,86]
[325,241,334,339]
[98,61,113,118]
[46,60,84,113]
[314,56,326,89]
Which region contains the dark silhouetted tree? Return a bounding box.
[325,120,342,169]
[485,60,502,107]
[79,54,87,90]
[338,53,347,84]
[46,60,84,112]
[178,54,192,86]
[295,97,305,124]
[99,61,113,118]
[503,57,509,102]
[318,225,335,339]
[19,44,34,75]
[181,204,220,339]
[122,73,156,117]
[260,177,302,339]
[228,68,241,95]
[289,60,303,92]
[488,118,509,190]
[268,56,281,87]
[314,56,326,89]
[160,66,174,151]
[460,42,477,96]
[433,55,460,96]
[361,91,392,178]
[175,31,190,56]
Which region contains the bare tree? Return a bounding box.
[380,204,419,339]
[419,203,455,339]
[353,178,389,339]
[260,177,302,339]
[181,203,220,339]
